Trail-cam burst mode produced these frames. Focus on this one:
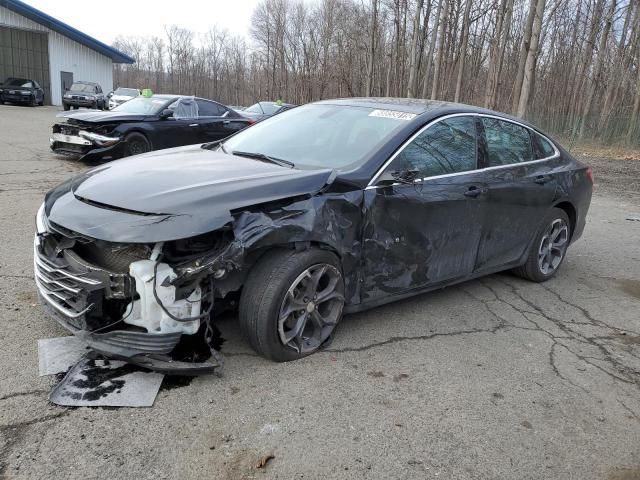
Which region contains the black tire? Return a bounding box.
[63,103,70,111]
[73,106,78,110]
[513,208,571,282]
[123,132,151,157]
[239,248,345,362]
[29,95,36,107]
[38,98,44,106]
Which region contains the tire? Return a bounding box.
[73,106,78,110]
[123,132,151,157]
[239,248,345,362]
[63,104,70,111]
[38,98,44,106]
[513,208,571,282]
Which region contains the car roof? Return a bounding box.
[73,81,99,86]
[314,97,500,115]
[313,97,540,131]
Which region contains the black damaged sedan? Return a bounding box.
[35,98,592,373]
[50,95,252,162]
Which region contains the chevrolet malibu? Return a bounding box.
[34,98,593,373]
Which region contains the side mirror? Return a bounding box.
[160,109,173,119]
[377,168,420,186]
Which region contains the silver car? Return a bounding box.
[108,87,140,110]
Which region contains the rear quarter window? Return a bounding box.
[533,134,557,159]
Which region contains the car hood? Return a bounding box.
[45,145,335,243]
[57,110,150,123]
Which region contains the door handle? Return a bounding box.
[534,174,550,185]
[464,186,486,198]
[189,123,198,127]
[222,120,230,124]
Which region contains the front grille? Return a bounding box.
[34,234,134,331]
[34,237,101,328]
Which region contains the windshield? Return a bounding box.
[6,78,31,87]
[112,96,170,114]
[114,88,138,97]
[223,104,412,169]
[260,102,281,115]
[70,83,96,93]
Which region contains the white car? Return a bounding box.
[108,87,140,110]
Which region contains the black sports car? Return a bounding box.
[35,98,592,373]
[0,77,45,106]
[50,95,253,162]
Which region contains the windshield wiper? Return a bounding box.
[231,150,294,168]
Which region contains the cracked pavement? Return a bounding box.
[1,104,640,479]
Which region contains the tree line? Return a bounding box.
[112,0,640,144]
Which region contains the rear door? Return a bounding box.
[474,116,558,273]
[361,115,487,302]
[194,100,249,142]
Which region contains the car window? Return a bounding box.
[244,103,264,114]
[33,81,40,89]
[481,118,532,166]
[260,102,280,115]
[533,133,556,159]
[385,116,477,179]
[196,99,225,117]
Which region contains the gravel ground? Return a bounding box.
[1,104,639,479]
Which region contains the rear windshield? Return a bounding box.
[223,104,413,169]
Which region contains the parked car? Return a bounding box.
[35,98,592,373]
[0,77,45,106]
[62,81,106,110]
[240,101,295,122]
[50,95,253,162]
[227,105,245,111]
[107,87,140,110]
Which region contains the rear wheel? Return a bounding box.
[239,248,345,362]
[63,103,70,111]
[124,132,151,157]
[513,208,571,282]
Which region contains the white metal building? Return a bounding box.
[0,0,134,105]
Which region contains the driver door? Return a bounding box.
[360,115,487,303]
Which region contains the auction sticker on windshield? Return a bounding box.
[369,109,416,121]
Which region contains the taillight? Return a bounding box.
[585,168,594,184]
[247,119,256,126]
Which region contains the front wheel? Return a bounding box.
[123,132,151,157]
[513,208,571,282]
[239,248,345,362]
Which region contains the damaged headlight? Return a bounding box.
[79,130,120,147]
[35,202,48,234]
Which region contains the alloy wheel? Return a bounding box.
[537,218,569,275]
[278,263,344,353]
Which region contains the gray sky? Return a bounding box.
[23,0,263,45]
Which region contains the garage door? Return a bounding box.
[0,26,50,104]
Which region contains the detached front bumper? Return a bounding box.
[50,130,125,162]
[34,234,220,374]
